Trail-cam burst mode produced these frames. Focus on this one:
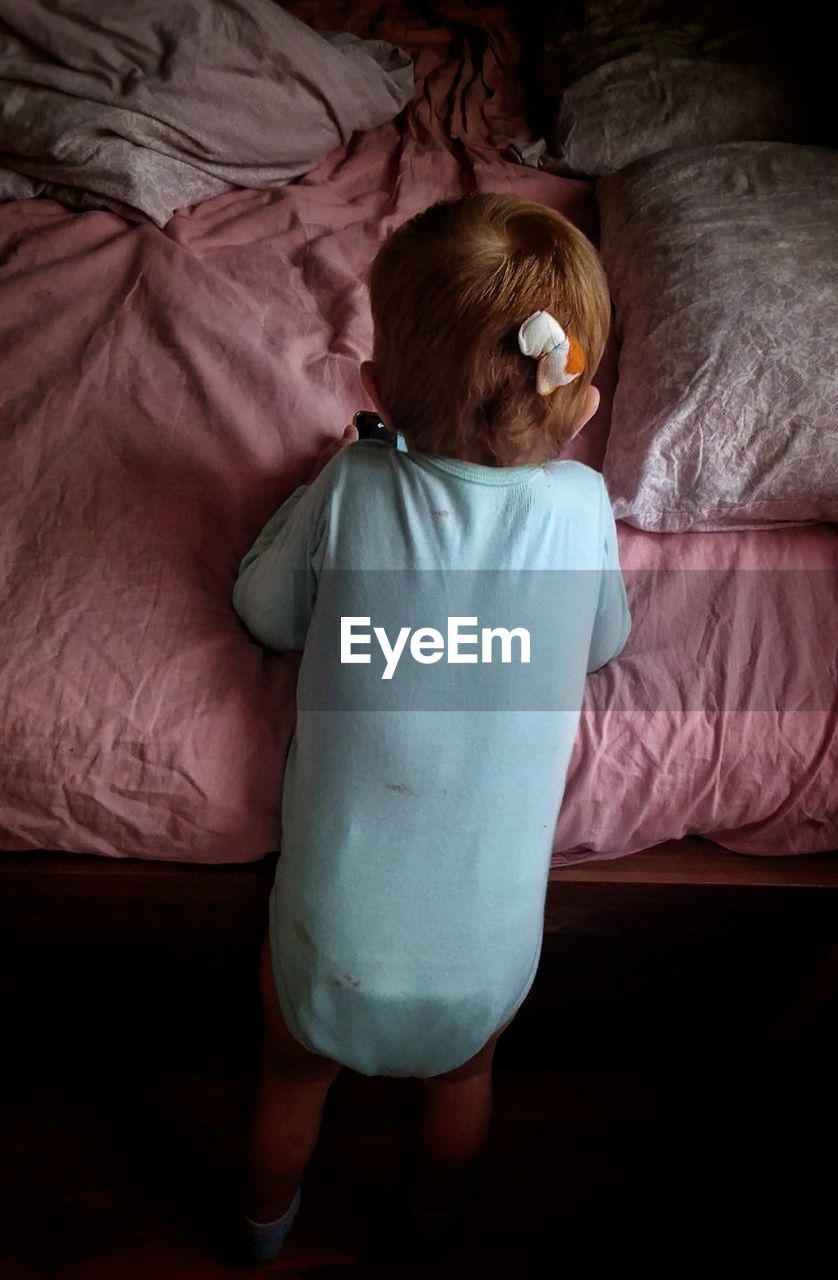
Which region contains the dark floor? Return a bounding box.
[2,887,836,1278]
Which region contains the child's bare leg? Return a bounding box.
[411,1029,502,1211]
[239,933,343,1223]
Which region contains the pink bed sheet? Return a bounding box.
[1,0,836,863]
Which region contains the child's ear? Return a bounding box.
[359,360,395,432]
[569,384,600,437]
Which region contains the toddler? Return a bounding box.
[232,193,631,1262]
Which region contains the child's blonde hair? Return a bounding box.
[366,193,611,466]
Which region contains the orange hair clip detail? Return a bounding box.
[518,310,585,395]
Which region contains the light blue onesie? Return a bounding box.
[233,441,630,1077]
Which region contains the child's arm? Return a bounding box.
[233,425,358,651]
[587,475,631,673]
[232,481,324,652]
[232,427,358,650]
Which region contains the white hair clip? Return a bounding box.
[518,310,584,396]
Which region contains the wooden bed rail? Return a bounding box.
[548,839,838,889]
[1,840,835,1083]
[1,839,835,944]
[1,837,837,888]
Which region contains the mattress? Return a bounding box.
[1,0,836,862]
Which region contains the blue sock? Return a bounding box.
[239,1185,302,1264]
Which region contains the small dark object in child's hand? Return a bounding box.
[354,410,397,445]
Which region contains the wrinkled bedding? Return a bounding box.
[1,0,836,863]
[0,0,414,226]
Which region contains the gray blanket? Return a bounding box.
[0,0,413,226]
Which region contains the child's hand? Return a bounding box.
[309,423,359,480]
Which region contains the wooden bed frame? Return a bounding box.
[4,836,836,922]
[3,837,836,1080]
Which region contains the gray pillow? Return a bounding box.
[551,50,806,176]
[528,0,830,177]
[597,142,838,532]
[535,0,766,95]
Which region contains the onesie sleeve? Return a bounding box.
[587,475,631,673]
[232,469,330,652]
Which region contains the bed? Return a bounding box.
[1,0,836,912]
